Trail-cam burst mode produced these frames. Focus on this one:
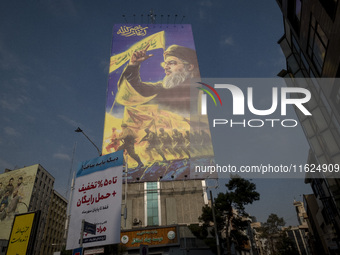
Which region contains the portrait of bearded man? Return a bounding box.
[102,25,214,179]
[118,44,200,114]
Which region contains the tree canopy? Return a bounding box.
[257,213,295,255]
[190,175,260,255]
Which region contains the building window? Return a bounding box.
[146,182,159,226]
[330,83,340,116]
[307,16,328,75]
[287,54,300,75]
[321,208,331,224]
[289,34,309,76]
[320,0,338,20]
[288,0,302,34]
[311,179,326,198]
[295,0,302,21]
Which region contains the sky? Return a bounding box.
[0,0,313,226]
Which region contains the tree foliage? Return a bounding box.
[189,175,260,255]
[260,213,286,237]
[276,232,299,255]
[258,213,287,255]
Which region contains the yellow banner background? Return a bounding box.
[109,31,165,73]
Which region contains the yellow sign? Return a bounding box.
[6,213,35,255]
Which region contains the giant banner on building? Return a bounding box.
[102,24,214,182]
[0,165,38,239]
[66,151,123,250]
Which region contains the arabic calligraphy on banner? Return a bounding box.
[6,212,36,255]
[117,25,148,37]
[66,151,124,250]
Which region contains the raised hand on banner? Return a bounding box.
[129,44,153,65]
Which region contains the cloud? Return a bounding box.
[58,114,82,128]
[199,0,213,7]
[0,158,13,171]
[256,46,286,75]
[0,40,18,71]
[199,9,206,20]
[53,153,71,161]
[0,40,32,113]
[42,0,78,18]
[274,49,286,67]
[100,59,110,74]
[198,0,213,21]
[11,77,29,86]
[0,94,30,112]
[0,38,30,73]
[4,127,20,136]
[221,36,234,46]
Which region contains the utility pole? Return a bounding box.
[124,155,128,227]
[210,190,221,255]
[80,219,85,248]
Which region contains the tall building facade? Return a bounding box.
[40,190,68,255]
[118,179,215,254]
[0,164,67,255]
[291,200,312,254]
[304,194,331,254]
[284,226,310,255]
[250,222,266,255]
[89,22,217,254]
[277,0,340,253]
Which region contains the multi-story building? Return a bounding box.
[0,164,67,255]
[87,21,219,255]
[293,200,311,255]
[294,200,308,227]
[40,190,68,255]
[250,222,266,255]
[284,226,310,255]
[117,179,215,255]
[117,180,259,255]
[304,194,330,254]
[282,200,312,254]
[277,0,340,253]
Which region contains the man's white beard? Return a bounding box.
[163,69,191,89]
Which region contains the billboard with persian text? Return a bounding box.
[66,151,123,250]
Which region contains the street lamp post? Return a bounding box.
[210,190,221,255]
[75,127,101,156]
[18,201,29,211]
